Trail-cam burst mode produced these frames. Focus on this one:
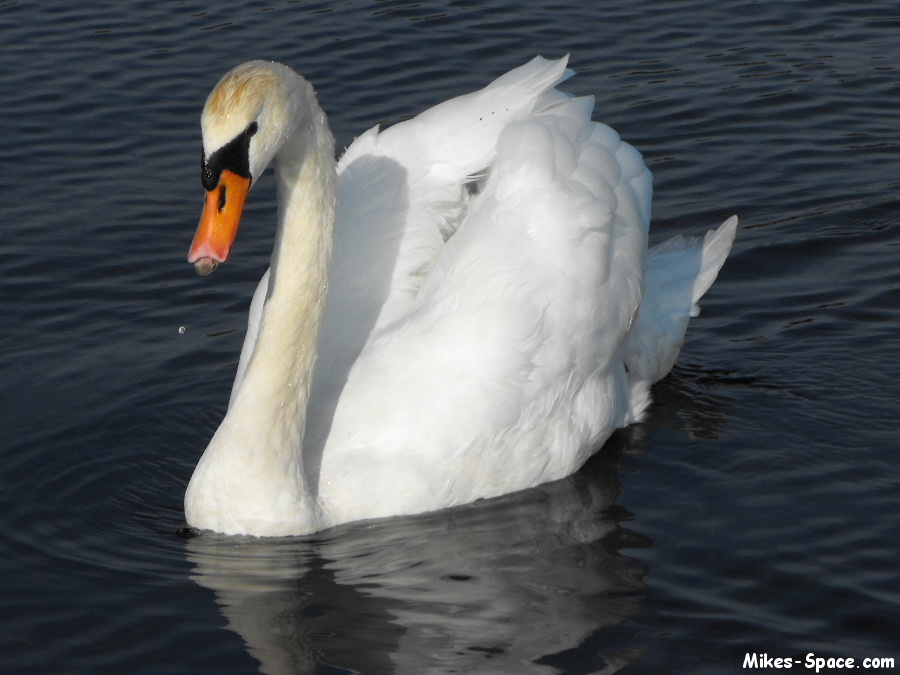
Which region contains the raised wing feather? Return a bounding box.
[317,64,655,518]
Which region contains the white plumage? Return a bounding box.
[184,56,737,536]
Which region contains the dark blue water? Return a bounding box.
[0,1,896,673]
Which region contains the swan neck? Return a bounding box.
[191,100,336,536]
[242,108,336,464]
[253,110,336,425]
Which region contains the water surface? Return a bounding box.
[0,1,896,673]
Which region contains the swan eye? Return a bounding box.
[201,122,257,191]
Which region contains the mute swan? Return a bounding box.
[184,56,737,536]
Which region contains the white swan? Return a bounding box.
[184,56,737,536]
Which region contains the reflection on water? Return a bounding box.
[0,0,895,671]
[185,439,647,674]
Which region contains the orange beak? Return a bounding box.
[187,169,251,275]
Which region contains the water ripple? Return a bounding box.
[0,0,896,672]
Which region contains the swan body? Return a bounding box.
[184,57,737,536]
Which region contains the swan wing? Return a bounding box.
[304,57,577,462]
[318,71,654,523]
[327,55,574,339]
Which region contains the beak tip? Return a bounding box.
[193,257,220,276]
[188,170,250,276]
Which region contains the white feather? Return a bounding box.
[185,57,737,535]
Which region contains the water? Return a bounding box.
[0,1,896,673]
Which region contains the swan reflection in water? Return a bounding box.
[184,434,648,674]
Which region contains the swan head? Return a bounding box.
[188,61,313,275]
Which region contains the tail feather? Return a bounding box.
[691,215,738,312]
[623,215,737,422]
